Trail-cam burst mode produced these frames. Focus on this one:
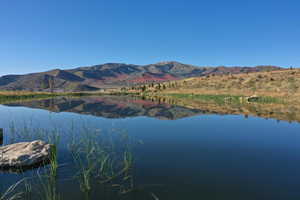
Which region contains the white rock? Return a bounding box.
[0,140,51,168]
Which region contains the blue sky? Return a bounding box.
[0,0,300,76]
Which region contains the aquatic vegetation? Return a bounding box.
[0,179,25,200]
[3,122,62,199]
[22,180,32,200]
[37,172,61,200]
[1,120,141,199]
[70,127,136,197]
[47,131,60,178]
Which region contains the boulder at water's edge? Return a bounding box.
[0,140,51,169]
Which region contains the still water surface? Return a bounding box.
[1,96,300,200]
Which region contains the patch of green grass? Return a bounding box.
[0,93,59,104]
[247,96,283,104]
[153,93,284,105]
[163,93,243,105]
[0,92,102,104]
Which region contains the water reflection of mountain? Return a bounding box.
[3,95,300,123]
[144,95,300,123]
[4,96,204,120]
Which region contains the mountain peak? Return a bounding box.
[0,62,283,92]
[154,61,184,65]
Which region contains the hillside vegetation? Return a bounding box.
[128,68,300,102]
[0,61,280,92]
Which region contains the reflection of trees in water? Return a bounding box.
[148,95,300,123]
[4,95,300,122]
[4,96,203,120]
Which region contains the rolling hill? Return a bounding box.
[132,68,300,102]
[0,61,281,92]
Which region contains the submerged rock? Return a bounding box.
[0,140,51,169]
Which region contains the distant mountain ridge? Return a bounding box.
[0,61,281,92]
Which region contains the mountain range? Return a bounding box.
[0,61,281,92]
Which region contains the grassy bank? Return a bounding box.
[0,91,147,104]
[0,91,101,104]
[163,93,283,104]
[124,68,300,103]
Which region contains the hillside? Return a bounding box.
[130,68,300,101]
[0,61,281,92]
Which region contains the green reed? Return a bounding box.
[69,126,137,197]
[37,172,61,200]
[6,123,61,200]
[22,180,32,200]
[0,179,25,200]
[3,120,141,199]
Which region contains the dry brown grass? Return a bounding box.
[131,68,300,103]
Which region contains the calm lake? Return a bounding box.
[1,95,300,200]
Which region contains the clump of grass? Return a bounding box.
[37,133,61,200]
[37,172,61,200]
[69,127,137,197]
[47,130,60,178]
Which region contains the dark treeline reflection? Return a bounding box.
[3,95,300,123]
[3,96,203,120]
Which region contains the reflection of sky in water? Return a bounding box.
[1,103,300,199]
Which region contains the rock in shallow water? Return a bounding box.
[0,140,51,169]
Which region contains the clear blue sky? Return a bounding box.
[1,0,300,76]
